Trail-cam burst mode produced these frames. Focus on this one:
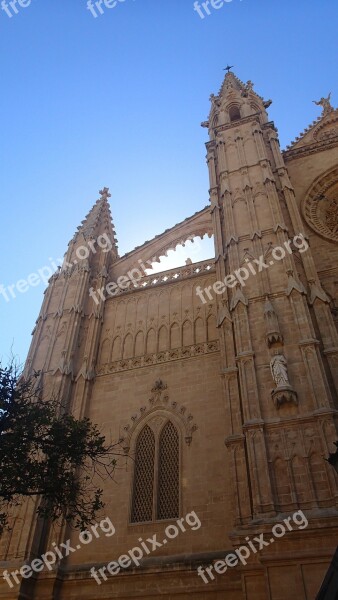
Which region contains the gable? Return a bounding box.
[284,109,338,153]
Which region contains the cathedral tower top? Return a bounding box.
[202,69,273,137]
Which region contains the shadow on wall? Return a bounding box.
[316,547,338,599]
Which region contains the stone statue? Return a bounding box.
[270,354,289,387]
[313,93,333,116]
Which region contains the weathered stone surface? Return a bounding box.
[1,72,338,600]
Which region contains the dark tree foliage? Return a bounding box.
[0,363,121,535]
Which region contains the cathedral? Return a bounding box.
[1,70,338,599]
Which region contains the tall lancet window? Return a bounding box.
[131,420,180,523]
[157,421,180,520]
[131,425,155,523]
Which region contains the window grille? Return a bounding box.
[157,422,179,520]
[131,425,155,523]
[131,421,180,523]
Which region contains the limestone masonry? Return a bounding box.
[1,70,338,599]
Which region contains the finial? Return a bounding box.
[99,187,111,201]
[312,93,333,116]
[241,80,254,97]
[224,65,234,73]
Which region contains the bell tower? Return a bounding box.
[202,69,338,527]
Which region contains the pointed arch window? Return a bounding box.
[131,420,180,523]
[131,426,155,523]
[157,422,180,520]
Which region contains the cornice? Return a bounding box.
[97,341,220,375]
[213,114,259,135]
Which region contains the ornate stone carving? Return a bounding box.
[241,80,254,98]
[317,127,338,141]
[96,341,220,375]
[270,353,298,409]
[54,350,73,377]
[76,355,96,381]
[301,166,338,242]
[264,297,283,348]
[308,278,330,305]
[151,379,167,395]
[312,93,334,116]
[99,187,111,200]
[147,415,167,434]
[326,198,338,234]
[110,259,215,297]
[270,354,289,386]
[230,287,248,310]
[120,381,198,452]
[271,386,298,410]
[217,300,232,327]
[285,270,307,296]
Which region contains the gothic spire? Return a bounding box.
[72,187,119,256]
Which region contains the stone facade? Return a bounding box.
[1,72,338,599]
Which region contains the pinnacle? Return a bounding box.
[71,188,119,254]
[216,69,267,105]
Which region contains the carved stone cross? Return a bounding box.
[99,187,111,200]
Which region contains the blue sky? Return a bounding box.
[0,0,337,364]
